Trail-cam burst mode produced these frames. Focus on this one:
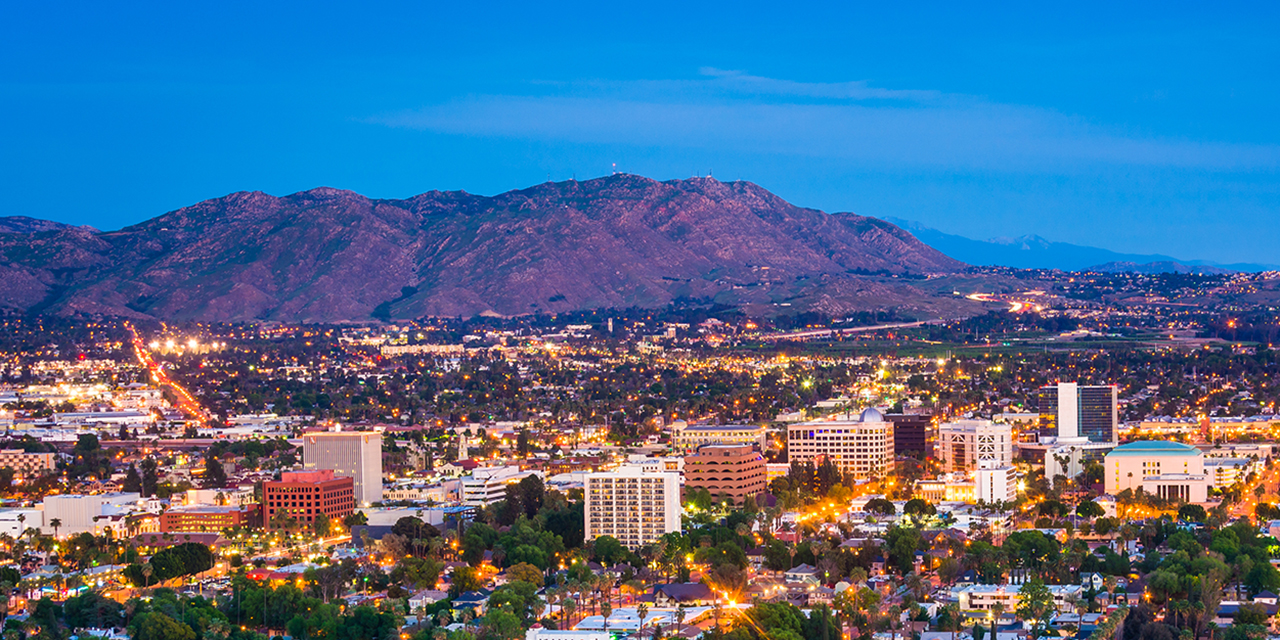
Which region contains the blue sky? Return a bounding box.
[3,2,1279,263]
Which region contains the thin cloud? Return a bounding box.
[369,72,1280,172]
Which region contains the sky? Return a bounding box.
[3,2,1279,263]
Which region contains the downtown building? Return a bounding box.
[787,408,895,480]
[160,505,255,533]
[885,413,933,459]
[936,419,1013,473]
[1103,441,1210,503]
[682,444,767,505]
[1038,382,1119,444]
[263,470,355,530]
[302,430,383,505]
[0,450,56,478]
[670,422,768,452]
[584,465,680,550]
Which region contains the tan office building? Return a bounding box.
[683,444,767,505]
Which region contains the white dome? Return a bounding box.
[860,407,885,422]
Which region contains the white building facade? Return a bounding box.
[584,466,680,550]
[937,420,1013,473]
[1104,440,1210,503]
[787,408,895,480]
[302,430,383,505]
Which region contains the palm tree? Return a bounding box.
[941,603,962,640]
[142,561,154,590]
[905,573,928,602]
[637,603,649,632]
[1167,600,1186,628]
[48,518,61,539]
[562,595,577,628]
[991,602,1006,640]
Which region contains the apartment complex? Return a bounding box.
[670,422,767,452]
[787,408,895,480]
[584,466,680,550]
[263,470,355,530]
[936,420,1013,473]
[302,430,383,505]
[682,444,767,505]
[956,583,1084,613]
[0,450,56,477]
[1039,382,1119,444]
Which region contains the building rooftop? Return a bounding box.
[1107,441,1200,457]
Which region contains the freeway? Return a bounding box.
[126,323,211,426]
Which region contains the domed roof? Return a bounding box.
[860,407,885,422]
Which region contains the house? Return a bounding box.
[784,564,821,584]
[408,590,448,612]
[653,583,716,606]
[453,589,493,614]
[1214,594,1280,628]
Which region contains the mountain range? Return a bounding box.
[881,217,1278,273]
[0,175,969,323]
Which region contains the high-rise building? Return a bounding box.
[302,430,383,505]
[584,466,680,550]
[1038,383,1118,444]
[937,420,1013,473]
[885,414,932,458]
[263,470,355,530]
[683,444,767,505]
[787,408,895,480]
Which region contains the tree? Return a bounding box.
[1076,500,1105,520]
[1177,504,1207,522]
[203,454,228,488]
[131,611,196,640]
[1016,579,1056,640]
[478,609,524,640]
[592,536,629,566]
[122,464,143,493]
[313,513,331,538]
[865,498,897,515]
[884,526,923,574]
[139,457,159,497]
[506,562,544,587]
[450,566,482,598]
[903,499,936,517]
[49,518,61,539]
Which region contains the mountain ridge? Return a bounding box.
[0,175,967,322]
[881,217,1280,273]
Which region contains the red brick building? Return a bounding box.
[263,470,355,530]
[683,444,767,505]
[159,505,254,533]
